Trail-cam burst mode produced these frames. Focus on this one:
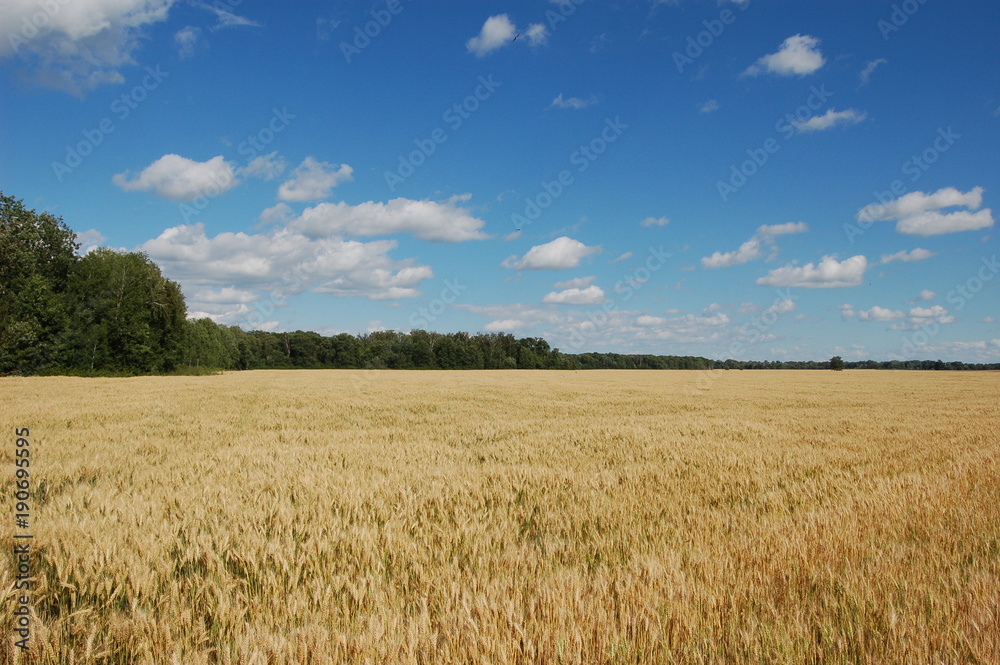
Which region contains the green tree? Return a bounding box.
[829,355,845,371]
[0,193,79,373]
[63,248,186,373]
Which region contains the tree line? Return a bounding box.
[2,192,997,376]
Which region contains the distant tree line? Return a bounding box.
[3,192,998,376]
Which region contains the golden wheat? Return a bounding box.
[1,370,998,664]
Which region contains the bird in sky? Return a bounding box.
[512,33,519,42]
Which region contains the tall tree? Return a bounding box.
[63,248,186,373]
[0,193,78,373]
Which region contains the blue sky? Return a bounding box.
[2,0,998,361]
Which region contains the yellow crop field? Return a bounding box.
[1,370,998,664]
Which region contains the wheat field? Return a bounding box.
[1,369,998,664]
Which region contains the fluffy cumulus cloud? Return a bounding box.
[112,154,238,201]
[889,305,956,331]
[793,108,866,133]
[542,285,606,305]
[292,197,489,243]
[856,186,994,236]
[0,0,177,94]
[466,14,516,56]
[502,236,601,270]
[277,157,353,202]
[75,228,107,255]
[744,34,825,77]
[702,238,763,269]
[756,255,868,289]
[466,14,545,56]
[139,223,434,325]
[524,23,548,46]
[857,306,905,322]
[701,222,808,269]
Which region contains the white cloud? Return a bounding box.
[550,93,596,110]
[767,298,797,315]
[641,216,670,227]
[757,221,808,237]
[881,248,936,264]
[542,285,606,305]
[890,305,956,330]
[918,290,936,301]
[277,157,353,202]
[793,108,866,133]
[839,304,856,320]
[525,23,548,46]
[859,58,887,85]
[75,228,107,255]
[859,186,984,221]
[857,306,904,322]
[0,0,177,95]
[241,152,286,180]
[636,315,666,326]
[701,238,762,269]
[909,305,954,323]
[466,14,516,57]
[174,25,199,58]
[856,186,994,237]
[896,210,994,236]
[195,1,261,29]
[139,223,435,322]
[744,34,825,77]
[112,154,238,201]
[610,252,633,263]
[553,276,595,290]
[259,202,294,226]
[699,100,719,114]
[292,197,489,243]
[756,255,868,289]
[502,236,601,270]
[701,222,808,269]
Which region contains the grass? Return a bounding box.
[1,369,998,663]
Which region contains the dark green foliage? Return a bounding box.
[1,193,185,375]
[0,193,78,373]
[829,355,845,371]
